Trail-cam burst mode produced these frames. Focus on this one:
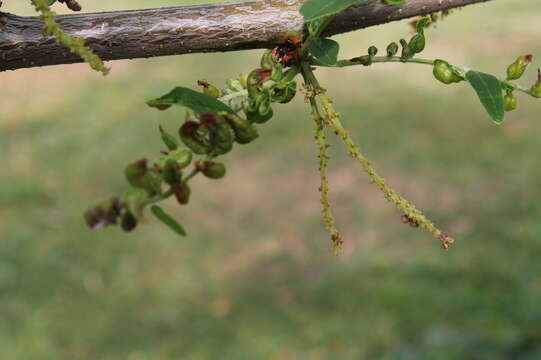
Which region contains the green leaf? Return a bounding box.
[309,38,340,66]
[465,71,505,124]
[150,205,187,236]
[300,0,365,22]
[147,87,234,114]
[48,0,57,5]
[383,0,405,4]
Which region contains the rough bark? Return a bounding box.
[0,0,495,72]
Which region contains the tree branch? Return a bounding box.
[0,0,495,72]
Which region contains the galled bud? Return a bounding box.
[172,183,191,205]
[247,68,272,98]
[222,114,259,144]
[506,55,533,81]
[159,125,179,151]
[169,149,193,168]
[530,69,541,98]
[125,159,148,187]
[399,38,414,61]
[271,81,297,104]
[179,121,212,155]
[162,159,182,185]
[123,188,149,219]
[433,59,464,85]
[386,42,399,57]
[261,50,275,69]
[408,33,425,54]
[84,197,121,229]
[197,79,221,98]
[124,159,162,195]
[121,211,138,232]
[197,161,226,179]
[503,92,517,112]
[199,113,234,155]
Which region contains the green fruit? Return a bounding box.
[503,93,517,112]
[368,46,378,57]
[506,55,533,81]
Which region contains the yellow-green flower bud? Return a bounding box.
[506,55,533,81]
[503,92,517,112]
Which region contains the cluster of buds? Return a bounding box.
[350,16,431,66]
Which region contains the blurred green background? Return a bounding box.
[1,0,541,359]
